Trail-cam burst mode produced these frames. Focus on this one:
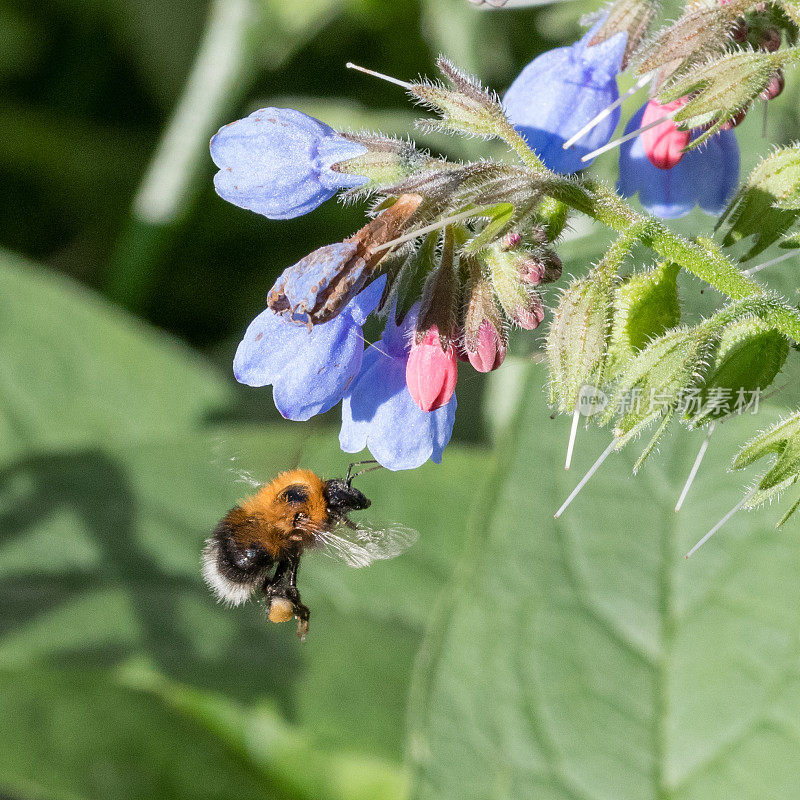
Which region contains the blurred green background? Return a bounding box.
[3,0,800,798]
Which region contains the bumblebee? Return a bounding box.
[202,461,416,638]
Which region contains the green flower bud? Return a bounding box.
[411,57,509,140]
[732,412,800,524]
[606,323,719,451]
[691,317,788,426]
[608,262,681,372]
[547,274,615,413]
[718,144,800,259]
[661,49,800,147]
[637,0,753,78]
[417,227,460,345]
[462,265,508,372]
[334,133,440,192]
[481,243,545,332]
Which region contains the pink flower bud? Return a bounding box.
[640,98,690,170]
[501,231,522,250]
[467,319,507,372]
[731,21,749,43]
[719,108,748,130]
[518,260,546,285]
[760,27,781,52]
[760,71,784,101]
[514,296,545,330]
[406,326,458,411]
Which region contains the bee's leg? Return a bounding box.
[268,557,291,588]
[285,554,310,639]
[265,555,310,638]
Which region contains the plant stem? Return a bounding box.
[106,0,259,311]
[547,176,800,343]
[498,123,548,172]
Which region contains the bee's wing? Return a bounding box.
[313,521,419,569]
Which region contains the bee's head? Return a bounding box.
[323,478,371,518]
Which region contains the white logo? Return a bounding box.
[577,384,608,417]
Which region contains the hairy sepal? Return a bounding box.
[718,144,800,258]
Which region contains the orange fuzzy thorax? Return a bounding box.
[238,469,328,556]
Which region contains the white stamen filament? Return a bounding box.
[554,439,617,519]
[562,72,653,151]
[742,249,798,276]
[675,422,715,512]
[565,406,580,471]
[580,107,682,163]
[372,208,488,253]
[346,62,413,90]
[685,491,753,558]
[469,0,552,7]
[354,330,391,360]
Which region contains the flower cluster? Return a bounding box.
[210,0,800,509]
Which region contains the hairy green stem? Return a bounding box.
[546,176,800,343]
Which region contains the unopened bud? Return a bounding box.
[641,98,690,170]
[760,71,785,100]
[515,297,545,330]
[462,266,507,371]
[410,57,509,139]
[501,231,522,250]
[518,259,546,285]
[503,248,561,286]
[547,275,613,412]
[406,326,458,411]
[731,20,749,42]
[468,319,507,372]
[482,243,548,330]
[719,107,748,129]
[760,27,782,52]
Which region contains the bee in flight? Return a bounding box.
[202,461,417,639]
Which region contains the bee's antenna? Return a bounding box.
[346,459,381,485]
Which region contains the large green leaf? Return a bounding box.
[0,251,491,798]
[0,669,295,800]
[0,427,490,783]
[409,364,800,799]
[0,249,231,461]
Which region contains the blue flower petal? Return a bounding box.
[504,25,626,174]
[233,277,388,421]
[348,275,387,326]
[618,105,740,219]
[579,18,628,83]
[233,308,298,387]
[696,131,740,216]
[339,349,456,471]
[271,316,363,421]
[210,107,366,220]
[380,301,419,357]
